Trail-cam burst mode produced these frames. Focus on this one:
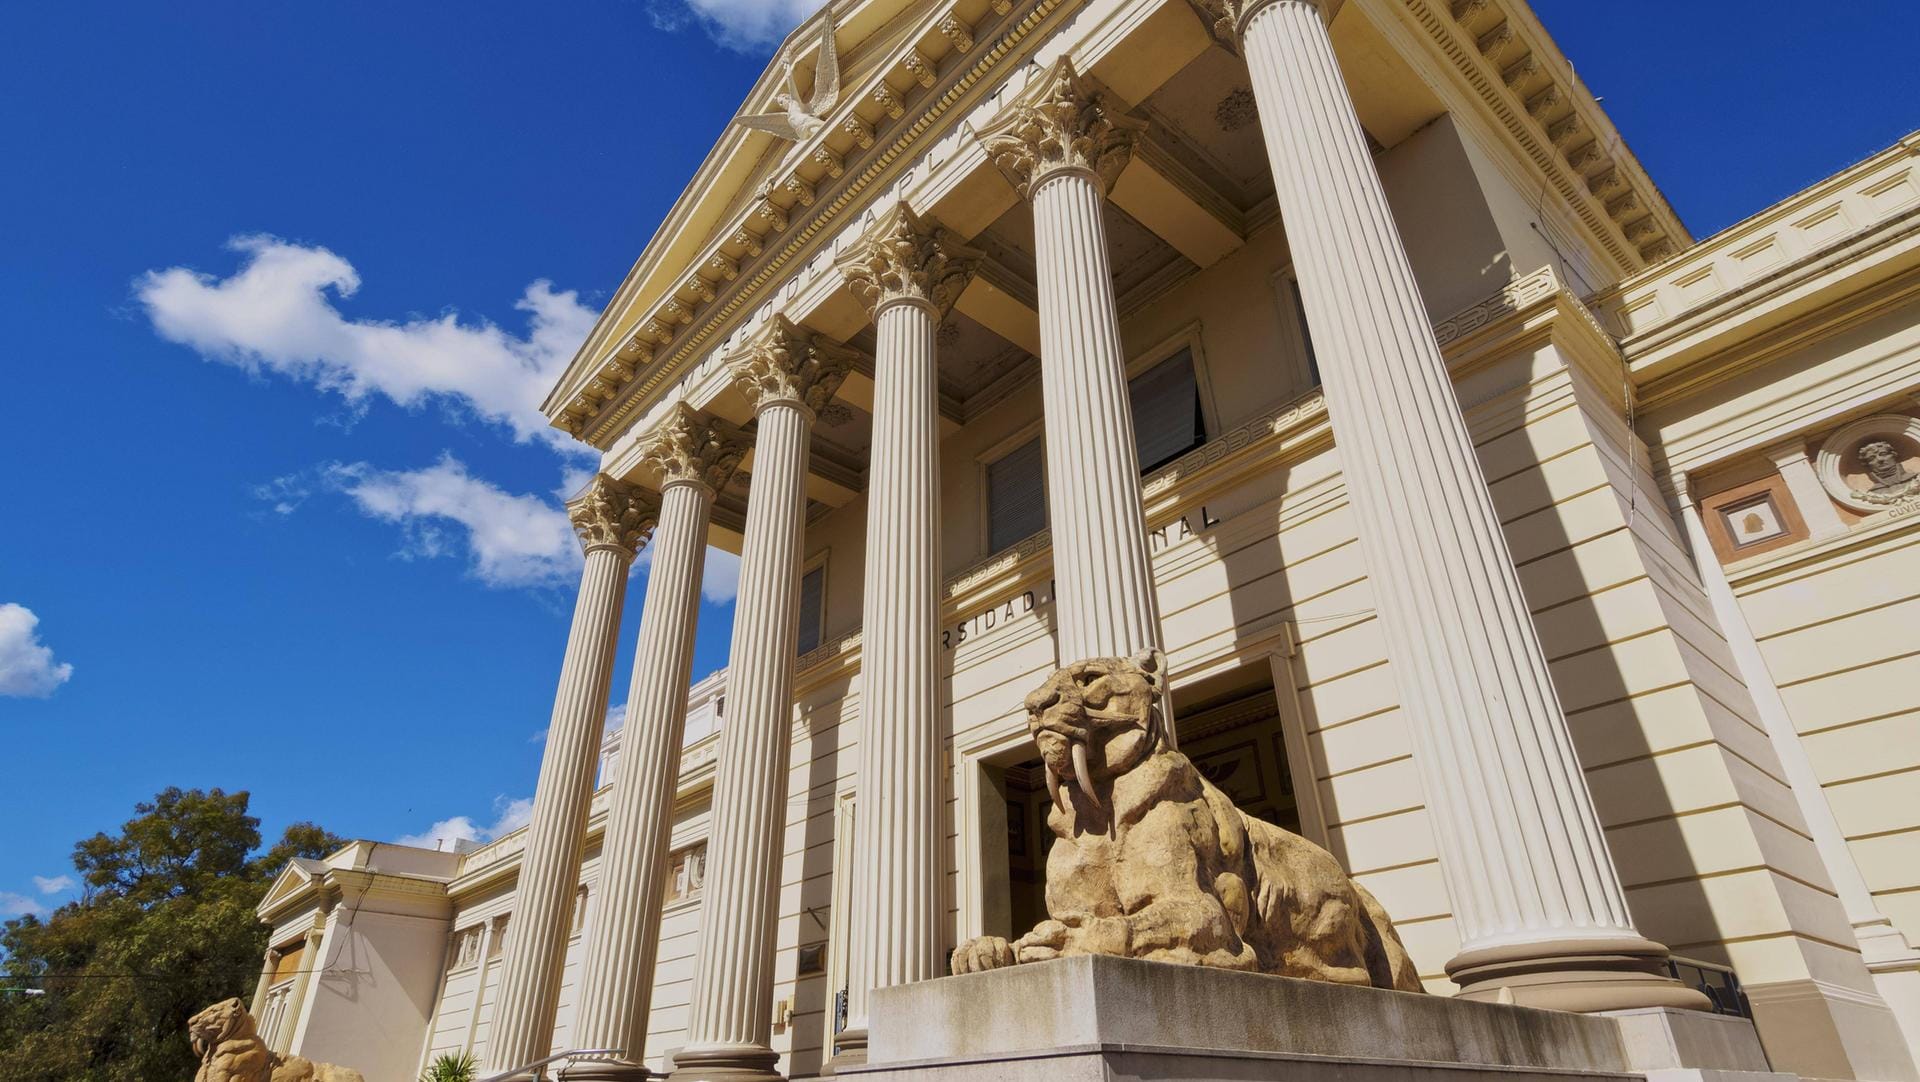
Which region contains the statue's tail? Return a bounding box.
[1353,882,1425,992]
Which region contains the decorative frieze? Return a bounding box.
[873,84,906,120]
[977,57,1144,197]
[727,316,859,415]
[812,145,844,178]
[836,204,982,317]
[566,474,658,555]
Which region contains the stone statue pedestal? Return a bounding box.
[837,955,1788,1082]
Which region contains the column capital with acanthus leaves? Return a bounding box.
[1186,0,1340,50]
[976,57,1145,199]
[637,403,746,496]
[727,316,860,418]
[836,203,984,319]
[566,473,659,557]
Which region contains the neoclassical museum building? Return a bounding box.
[243,0,1920,1079]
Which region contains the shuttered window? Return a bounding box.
[987,436,1048,553]
[796,564,826,656]
[1129,348,1207,473]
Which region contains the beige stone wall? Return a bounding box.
[1733,518,1920,941]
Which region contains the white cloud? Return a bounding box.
[0,604,74,699]
[327,456,581,588]
[656,0,827,49]
[32,875,74,896]
[701,548,742,603]
[1,892,46,919]
[395,795,534,852]
[137,236,597,453]
[604,702,628,733]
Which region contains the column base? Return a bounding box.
[821,1028,868,1075]
[1447,938,1713,1013]
[561,1058,655,1081]
[666,1043,783,1082]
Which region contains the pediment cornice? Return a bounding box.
[547,0,1051,446]
[1410,0,1690,272]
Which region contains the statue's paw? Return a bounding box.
[950,936,1016,974]
[1013,919,1070,963]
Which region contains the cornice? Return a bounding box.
[1393,0,1688,274]
[559,0,1066,447]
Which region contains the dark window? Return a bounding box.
[797,564,826,655]
[987,437,1048,553]
[1129,348,1207,473]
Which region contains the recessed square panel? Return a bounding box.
[1720,494,1788,549]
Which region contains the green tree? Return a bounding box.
[0,788,342,1082]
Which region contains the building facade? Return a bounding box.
[252,0,1920,1079]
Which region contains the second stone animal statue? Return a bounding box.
[952,650,1423,991]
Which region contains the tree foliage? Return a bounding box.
[0,788,341,1082]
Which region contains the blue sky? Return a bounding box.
[2,1,1915,920]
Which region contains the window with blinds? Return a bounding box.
[1129,348,1207,473]
[987,436,1048,553]
[796,564,826,656]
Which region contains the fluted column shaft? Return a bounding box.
[843,296,945,1039]
[1232,0,1699,1009]
[572,477,719,1079]
[486,542,635,1071]
[1030,168,1163,663]
[250,948,280,1019]
[672,402,815,1082]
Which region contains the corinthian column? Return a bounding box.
[978,59,1164,667]
[572,408,744,1081]
[1195,0,1702,1010]
[669,318,855,1082]
[829,205,981,1063]
[486,476,658,1074]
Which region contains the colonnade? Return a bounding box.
[481,0,1699,1076]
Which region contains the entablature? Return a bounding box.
[548,0,1693,469]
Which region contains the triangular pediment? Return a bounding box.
[545,0,954,426]
[255,856,326,918]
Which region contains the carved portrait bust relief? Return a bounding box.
[1816,414,1920,512]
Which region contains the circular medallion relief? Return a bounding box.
[1815,413,1920,512]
